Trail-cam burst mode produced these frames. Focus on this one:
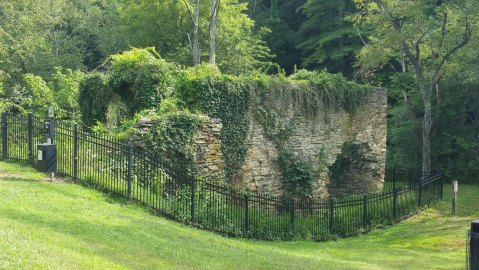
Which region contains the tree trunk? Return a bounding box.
[209,0,219,65]
[416,71,432,175]
[193,0,201,66]
[422,92,432,174]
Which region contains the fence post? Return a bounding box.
[190,176,196,224]
[392,167,396,190]
[127,138,133,202]
[48,111,55,144]
[73,123,79,180]
[452,180,458,215]
[363,194,368,228]
[393,188,398,221]
[329,197,335,233]
[469,221,479,270]
[28,113,33,164]
[244,192,249,233]
[290,198,295,229]
[2,112,7,161]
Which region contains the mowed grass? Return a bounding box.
[0,162,477,270]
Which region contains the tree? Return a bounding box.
[0,0,118,82]
[299,0,362,75]
[182,0,202,65]
[244,0,306,73]
[209,0,220,65]
[117,0,270,73]
[117,0,191,64]
[352,0,476,173]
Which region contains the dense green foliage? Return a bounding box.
[349,0,479,181]
[108,48,180,115]
[244,0,360,74]
[298,0,361,74]
[1,0,478,185]
[0,68,84,119]
[78,73,111,127]
[141,111,201,178]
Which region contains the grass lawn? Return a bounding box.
[0,162,477,270]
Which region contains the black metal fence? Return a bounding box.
[0,113,444,240]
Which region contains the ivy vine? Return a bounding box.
[78,53,374,193]
[177,66,253,180]
[141,111,201,178]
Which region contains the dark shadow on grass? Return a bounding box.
[0,176,40,183]
[1,175,132,207]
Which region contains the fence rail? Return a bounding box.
[0,113,444,241]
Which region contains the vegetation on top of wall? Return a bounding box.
[177,65,253,180]
[78,72,111,127]
[77,51,375,192]
[287,69,372,115]
[107,48,182,116]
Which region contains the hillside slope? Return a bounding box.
[0,162,475,270]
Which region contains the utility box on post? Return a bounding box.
[37,143,57,173]
[44,119,55,143]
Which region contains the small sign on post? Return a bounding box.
[452,180,458,215]
[48,107,54,118]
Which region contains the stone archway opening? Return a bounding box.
[327,142,379,197]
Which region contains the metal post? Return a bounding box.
[127,139,133,202]
[363,194,368,228]
[73,123,79,180]
[47,107,55,144]
[470,221,479,270]
[393,188,398,220]
[392,167,396,190]
[329,197,335,233]
[244,192,249,233]
[28,113,33,164]
[290,198,295,228]
[2,112,7,161]
[452,181,458,215]
[190,176,196,224]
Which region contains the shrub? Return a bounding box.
[78,72,111,127]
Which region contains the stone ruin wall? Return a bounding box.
[193,117,225,178]
[239,88,387,198]
[133,116,225,179]
[133,88,387,199]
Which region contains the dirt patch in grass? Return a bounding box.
[0,171,70,184]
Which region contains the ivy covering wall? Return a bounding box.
[78,48,374,197]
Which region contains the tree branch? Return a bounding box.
[356,26,367,46]
[439,11,447,48]
[181,0,195,24]
[431,18,471,86]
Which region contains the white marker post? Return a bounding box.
[452,181,458,215]
[48,107,54,182]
